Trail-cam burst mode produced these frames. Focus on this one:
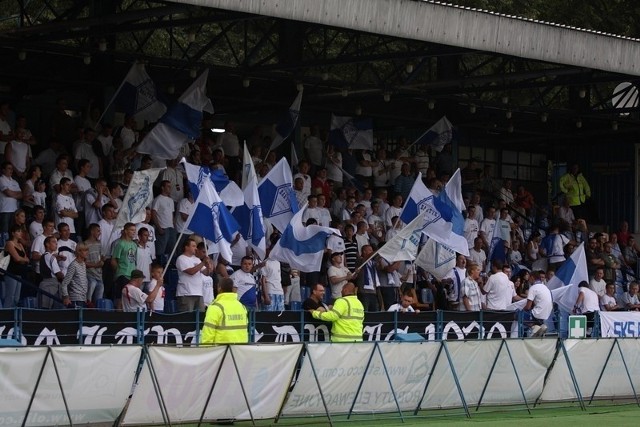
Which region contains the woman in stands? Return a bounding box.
[3,224,30,308]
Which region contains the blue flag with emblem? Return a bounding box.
[138,69,214,160]
[181,158,244,207]
[269,203,338,272]
[329,114,374,150]
[413,116,453,152]
[257,157,299,233]
[185,178,240,263]
[232,176,266,259]
[269,89,303,151]
[399,170,469,256]
[112,63,167,122]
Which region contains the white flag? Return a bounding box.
[115,168,164,229]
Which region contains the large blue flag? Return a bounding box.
[329,115,373,150]
[138,70,214,160]
[399,170,469,256]
[269,89,303,151]
[413,116,453,152]
[257,158,299,233]
[112,63,167,122]
[269,203,338,272]
[232,176,266,260]
[185,178,240,263]
[181,158,244,207]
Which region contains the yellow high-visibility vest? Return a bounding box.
[312,295,364,342]
[201,293,248,344]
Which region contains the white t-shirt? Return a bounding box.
[579,287,601,313]
[203,275,214,306]
[152,195,175,229]
[74,175,92,213]
[136,243,155,282]
[230,270,257,300]
[84,188,109,225]
[328,265,350,299]
[57,238,77,275]
[527,282,553,320]
[29,221,44,240]
[7,140,31,173]
[0,175,20,213]
[261,259,284,295]
[146,278,165,312]
[175,198,194,234]
[74,142,100,179]
[484,271,515,310]
[387,303,415,312]
[589,278,607,297]
[176,254,204,297]
[55,194,77,233]
[464,218,479,248]
[122,284,148,312]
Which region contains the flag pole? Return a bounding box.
[161,175,209,278]
[95,62,139,127]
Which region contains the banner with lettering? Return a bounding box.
[0,309,517,345]
[599,311,640,337]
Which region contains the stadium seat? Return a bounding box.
[96,298,114,312]
[21,297,38,309]
[289,301,302,311]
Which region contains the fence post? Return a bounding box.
[436,310,443,340]
[78,306,84,344]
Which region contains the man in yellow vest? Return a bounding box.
[310,282,364,342]
[201,278,248,344]
[559,163,591,221]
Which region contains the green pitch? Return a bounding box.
[231,402,640,426]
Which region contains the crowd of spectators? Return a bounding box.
[1,99,639,325]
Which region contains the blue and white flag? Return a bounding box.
[376,214,424,262]
[181,158,244,207]
[485,215,506,273]
[242,141,257,190]
[547,242,588,313]
[185,178,240,263]
[416,238,457,281]
[399,171,469,256]
[269,89,303,151]
[329,115,373,150]
[232,177,266,260]
[112,63,167,122]
[115,168,164,229]
[269,203,339,272]
[413,116,453,152]
[138,69,214,160]
[257,157,299,233]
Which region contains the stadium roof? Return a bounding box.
[0,0,639,152]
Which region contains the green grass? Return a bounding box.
[200,402,640,426]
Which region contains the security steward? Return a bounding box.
[310,282,364,342]
[201,278,249,344]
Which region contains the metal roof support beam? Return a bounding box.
[173,0,640,76]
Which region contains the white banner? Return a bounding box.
[202,344,302,420]
[0,347,140,427]
[540,339,640,402]
[0,348,48,427]
[123,346,227,425]
[599,311,640,337]
[123,344,302,424]
[283,342,442,415]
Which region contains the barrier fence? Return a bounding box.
[2,308,640,345]
[0,309,519,345]
[1,339,640,426]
